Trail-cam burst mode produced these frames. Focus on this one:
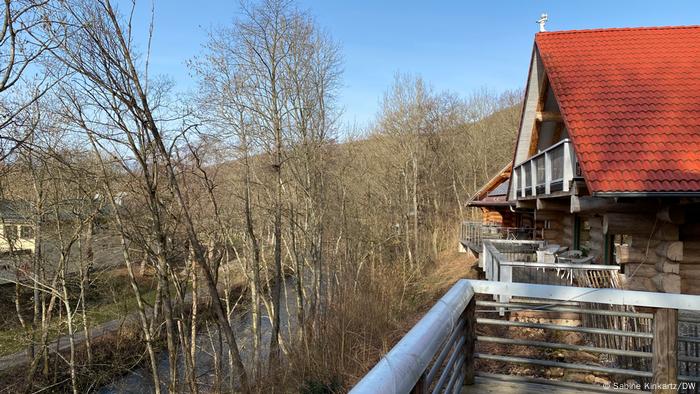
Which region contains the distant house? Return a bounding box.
[469,25,700,295]
[0,198,124,284]
[0,200,35,254]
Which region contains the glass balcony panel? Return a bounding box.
[524,165,532,192]
[550,146,564,180]
[536,156,545,185]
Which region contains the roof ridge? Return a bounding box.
[536,24,700,36]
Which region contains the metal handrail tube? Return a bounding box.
[679,355,700,363]
[468,279,700,310]
[424,319,465,384]
[477,317,654,339]
[514,138,571,167]
[349,280,474,394]
[442,354,466,394]
[476,300,654,319]
[477,336,652,358]
[513,139,578,198]
[508,297,579,306]
[351,280,700,393]
[487,239,544,245]
[679,375,700,383]
[474,353,653,378]
[431,335,465,394]
[500,261,621,270]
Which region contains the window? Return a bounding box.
[20,225,34,239]
[3,225,17,240]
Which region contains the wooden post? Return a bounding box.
[463,297,476,386]
[411,373,427,394]
[652,308,678,394]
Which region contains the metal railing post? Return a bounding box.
[563,141,573,192]
[544,150,552,194]
[410,373,427,394]
[462,297,476,386]
[530,159,537,196]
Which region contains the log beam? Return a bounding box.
[535,111,563,123]
[570,196,616,214]
[534,210,564,222]
[621,276,656,292]
[682,279,700,295]
[623,263,657,278]
[603,213,679,241]
[616,243,683,265]
[656,241,683,262]
[655,261,680,275]
[516,200,536,210]
[652,273,681,294]
[571,196,659,214]
[657,205,685,225]
[537,198,569,212]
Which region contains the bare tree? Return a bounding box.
[0,0,63,161]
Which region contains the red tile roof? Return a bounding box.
[535,26,700,194]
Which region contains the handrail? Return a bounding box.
[486,239,543,245]
[351,279,700,394]
[500,261,620,270]
[481,239,620,287]
[514,138,571,167]
[512,138,578,198]
[349,280,474,394]
[469,279,700,310]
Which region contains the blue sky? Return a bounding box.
[130,0,700,128]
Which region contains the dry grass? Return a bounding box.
[261,251,478,393]
[0,323,156,393]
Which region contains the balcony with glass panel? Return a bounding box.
[512,139,580,199]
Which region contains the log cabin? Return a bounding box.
[462,163,536,255]
[467,163,519,227]
[486,26,700,295]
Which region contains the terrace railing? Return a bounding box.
[481,239,621,292]
[460,221,538,252]
[511,138,581,199]
[351,280,700,394]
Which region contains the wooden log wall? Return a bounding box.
[536,209,563,245]
[612,204,695,294]
[536,209,607,264]
[481,208,503,225]
[587,216,605,262]
[479,207,521,228]
[523,197,700,294]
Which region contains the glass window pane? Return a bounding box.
[20,226,34,239]
[4,225,17,240]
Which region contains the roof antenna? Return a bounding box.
[537,13,548,32]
